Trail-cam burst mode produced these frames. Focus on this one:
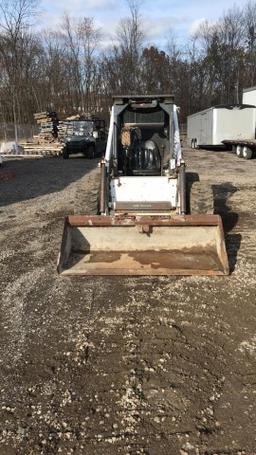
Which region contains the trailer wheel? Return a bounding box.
[242,146,253,160]
[188,180,214,215]
[191,139,195,149]
[194,139,198,149]
[236,145,243,158]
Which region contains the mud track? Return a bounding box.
[0,150,256,455]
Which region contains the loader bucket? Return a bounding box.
[57,215,229,276]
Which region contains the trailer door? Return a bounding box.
[200,112,209,145]
[215,107,256,143]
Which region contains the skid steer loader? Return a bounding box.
[58,95,229,276]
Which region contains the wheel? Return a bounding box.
[194,139,198,149]
[236,144,243,158]
[62,147,69,159]
[191,139,195,149]
[188,180,214,214]
[88,144,95,159]
[242,146,253,160]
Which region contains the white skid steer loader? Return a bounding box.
[58,95,229,276]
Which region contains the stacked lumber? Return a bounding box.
[17,111,99,157]
[17,142,63,157]
[18,111,63,157]
[33,111,59,143]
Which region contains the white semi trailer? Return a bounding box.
[187,105,256,158]
[222,88,256,159]
[243,86,256,105]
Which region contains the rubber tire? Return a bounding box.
[236,145,243,158]
[194,139,198,149]
[188,181,214,214]
[88,145,95,159]
[63,147,69,159]
[191,139,195,149]
[242,146,253,160]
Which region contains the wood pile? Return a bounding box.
[19,111,63,156]
[33,111,59,144]
[18,111,100,157]
[18,143,63,157]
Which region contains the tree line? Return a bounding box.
[1,0,256,127]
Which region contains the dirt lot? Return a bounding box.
[1,149,256,455]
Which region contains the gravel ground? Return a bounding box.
[0,150,256,455]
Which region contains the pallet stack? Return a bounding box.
[19,111,63,157]
[33,111,59,143]
[18,111,98,157]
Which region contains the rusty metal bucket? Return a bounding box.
[57,214,229,276]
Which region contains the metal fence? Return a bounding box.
[0,122,188,145]
[0,123,39,142]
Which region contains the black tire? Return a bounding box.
[88,144,95,159]
[194,139,198,149]
[73,170,100,215]
[242,146,253,160]
[63,147,69,159]
[188,180,214,214]
[236,145,243,158]
[191,139,195,149]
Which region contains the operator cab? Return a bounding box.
[115,95,174,176]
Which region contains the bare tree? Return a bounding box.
[115,0,144,92]
[60,14,101,115]
[2,0,256,136]
[0,0,39,139]
[244,1,256,85]
[78,17,102,113]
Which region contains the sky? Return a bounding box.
[38,0,250,48]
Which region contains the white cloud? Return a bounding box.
[48,0,117,10]
[85,0,116,8]
[189,17,207,36]
[143,16,177,39]
[38,0,251,47]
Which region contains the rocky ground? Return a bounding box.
[0,149,256,455]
